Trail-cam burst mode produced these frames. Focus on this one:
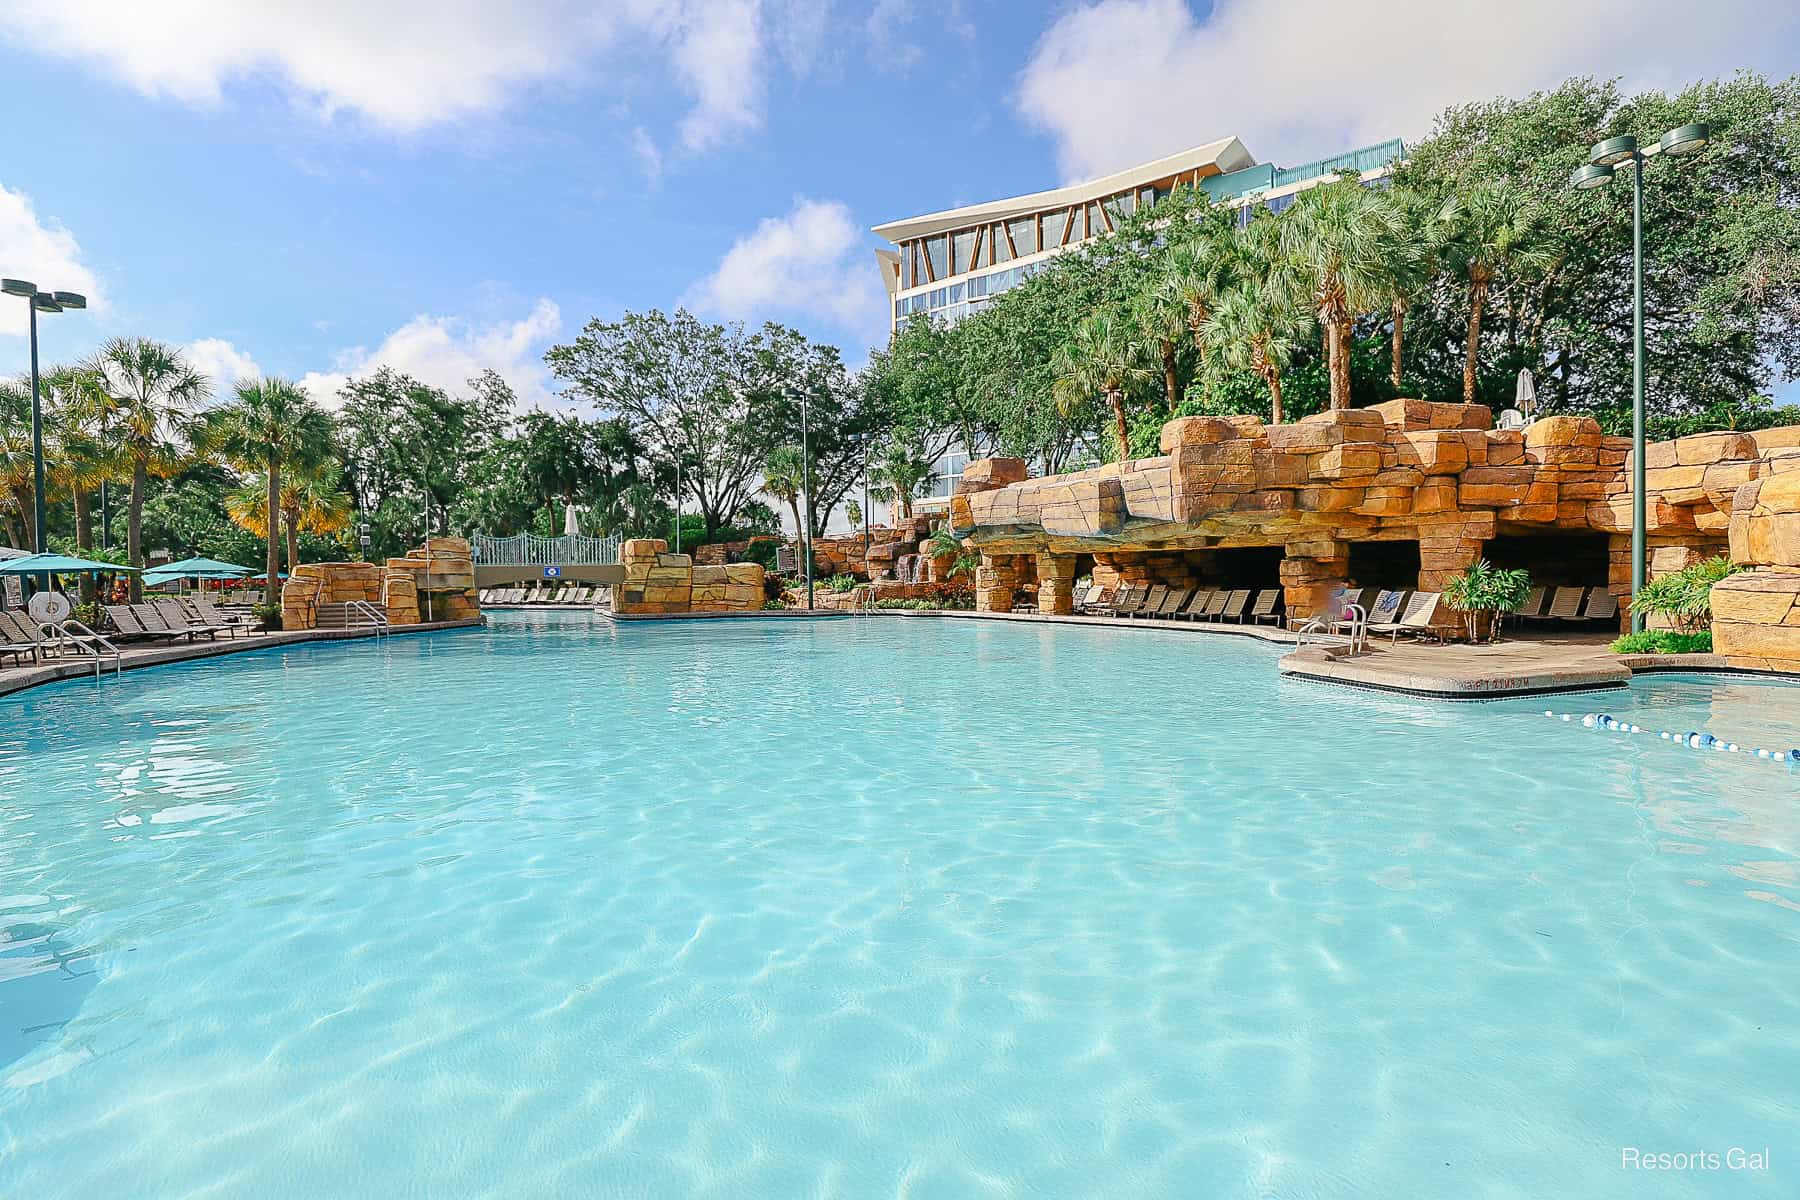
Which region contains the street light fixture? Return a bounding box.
[1567,122,1709,632]
[3,278,88,589]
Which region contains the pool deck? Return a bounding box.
[0,618,484,700]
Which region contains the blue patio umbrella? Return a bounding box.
[0,553,140,575]
[142,557,251,587]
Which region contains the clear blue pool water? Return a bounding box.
[2,612,1797,1198]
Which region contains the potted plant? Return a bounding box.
[1444,560,1531,643]
[252,602,284,632]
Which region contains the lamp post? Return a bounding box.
[1568,122,1709,633]
[799,389,814,611]
[861,432,872,561]
[3,279,87,589]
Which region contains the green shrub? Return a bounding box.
[1611,630,1714,655]
[252,602,283,631]
[825,574,859,593]
[1629,556,1743,633]
[1443,559,1532,641]
[762,598,786,611]
[871,592,975,611]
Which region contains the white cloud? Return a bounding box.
[300,299,564,411]
[183,337,262,393]
[685,198,887,346]
[0,1,827,150]
[630,125,665,185]
[1016,0,1800,181]
[0,182,103,338]
[865,0,923,74]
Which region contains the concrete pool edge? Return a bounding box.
[0,618,485,701]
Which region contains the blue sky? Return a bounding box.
[2,0,1796,411]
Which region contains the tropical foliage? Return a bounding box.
[1628,555,1744,633]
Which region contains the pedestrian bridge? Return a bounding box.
[470,533,626,588]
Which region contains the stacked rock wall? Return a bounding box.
[385,537,480,624]
[280,537,479,629]
[613,539,765,614]
[947,401,1800,643]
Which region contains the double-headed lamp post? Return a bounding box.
[1568,123,1708,632]
[3,279,88,579]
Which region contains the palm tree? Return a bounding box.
[0,379,34,549]
[1204,277,1306,424]
[1160,212,1241,355]
[43,366,118,602]
[90,338,210,599]
[760,444,808,537]
[1279,176,1408,410]
[866,438,936,520]
[1439,180,1558,403]
[1132,286,1187,410]
[1377,188,1440,392]
[227,464,352,570]
[1052,310,1155,462]
[202,377,333,586]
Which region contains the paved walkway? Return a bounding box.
[0,619,484,699]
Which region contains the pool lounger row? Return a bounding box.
[480,586,603,606]
[1071,584,1286,625]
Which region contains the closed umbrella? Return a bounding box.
[1515,368,1537,419]
[563,503,580,537]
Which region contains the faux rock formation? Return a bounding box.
[613,539,764,614]
[948,401,1800,647]
[280,536,478,629]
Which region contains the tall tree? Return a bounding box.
[202,378,335,585]
[1377,188,1442,392]
[866,437,936,521]
[547,309,816,540]
[89,337,210,599]
[759,444,807,537]
[1051,311,1155,462]
[1438,179,1559,403]
[1279,176,1409,409]
[1204,275,1307,424]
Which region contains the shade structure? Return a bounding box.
[0,552,140,575]
[142,556,251,584]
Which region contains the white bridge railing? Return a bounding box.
[470,533,624,566]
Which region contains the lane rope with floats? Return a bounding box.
[1543,709,1800,765]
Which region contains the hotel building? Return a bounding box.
[872,135,1404,335]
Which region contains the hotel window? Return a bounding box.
[1008,216,1036,258]
[1109,192,1135,222]
[991,222,1013,264]
[930,287,947,308]
[925,235,948,282]
[951,228,976,278]
[1085,201,1105,236]
[948,282,964,304]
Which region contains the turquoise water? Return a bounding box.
[2,612,1797,1198]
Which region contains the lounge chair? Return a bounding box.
[0,616,38,666]
[1582,589,1619,623]
[1,610,106,658]
[1151,587,1191,618]
[1216,589,1253,622]
[104,604,171,642]
[1083,584,1122,615]
[1545,586,1587,622]
[1130,585,1169,619]
[135,604,201,642]
[1112,585,1149,617]
[1365,589,1408,627]
[188,595,254,636]
[1198,590,1231,620]
[1180,590,1210,620]
[1248,590,1283,625]
[154,599,225,640]
[1370,591,1442,642]
[1515,586,1548,622]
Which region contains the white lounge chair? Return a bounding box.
[1248,590,1283,625]
[1370,592,1441,642]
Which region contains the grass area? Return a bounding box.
[1610,630,1714,655]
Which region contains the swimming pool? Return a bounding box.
[2,612,1796,1198]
